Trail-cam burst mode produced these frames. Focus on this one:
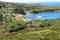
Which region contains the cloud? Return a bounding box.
[0,0,60,3]
[0,0,5,1]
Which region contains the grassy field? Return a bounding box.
[0,24,60,40]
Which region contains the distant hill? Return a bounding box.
[0,1,43,14]
[0,1,60,14]
[39,2,60,6]
[24,2,60,6]
[0,1,42,7]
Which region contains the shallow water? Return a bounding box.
[24,12,60,21]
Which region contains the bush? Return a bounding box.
[5,21,27,32]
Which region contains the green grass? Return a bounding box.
[0,26,60,40]
[0,18,60,40]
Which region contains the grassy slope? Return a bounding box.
[0,19,60,40]
[0,1,60,40]
[0,1,60,14]
[0,26,60,40]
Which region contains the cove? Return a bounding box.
[24,12,60,21]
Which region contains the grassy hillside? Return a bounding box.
[0,18,60,40]
[0,1,60,14]
[0,1,60,40]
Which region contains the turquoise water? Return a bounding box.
[24,12,60,21]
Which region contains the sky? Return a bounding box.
[0,0,60,3]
